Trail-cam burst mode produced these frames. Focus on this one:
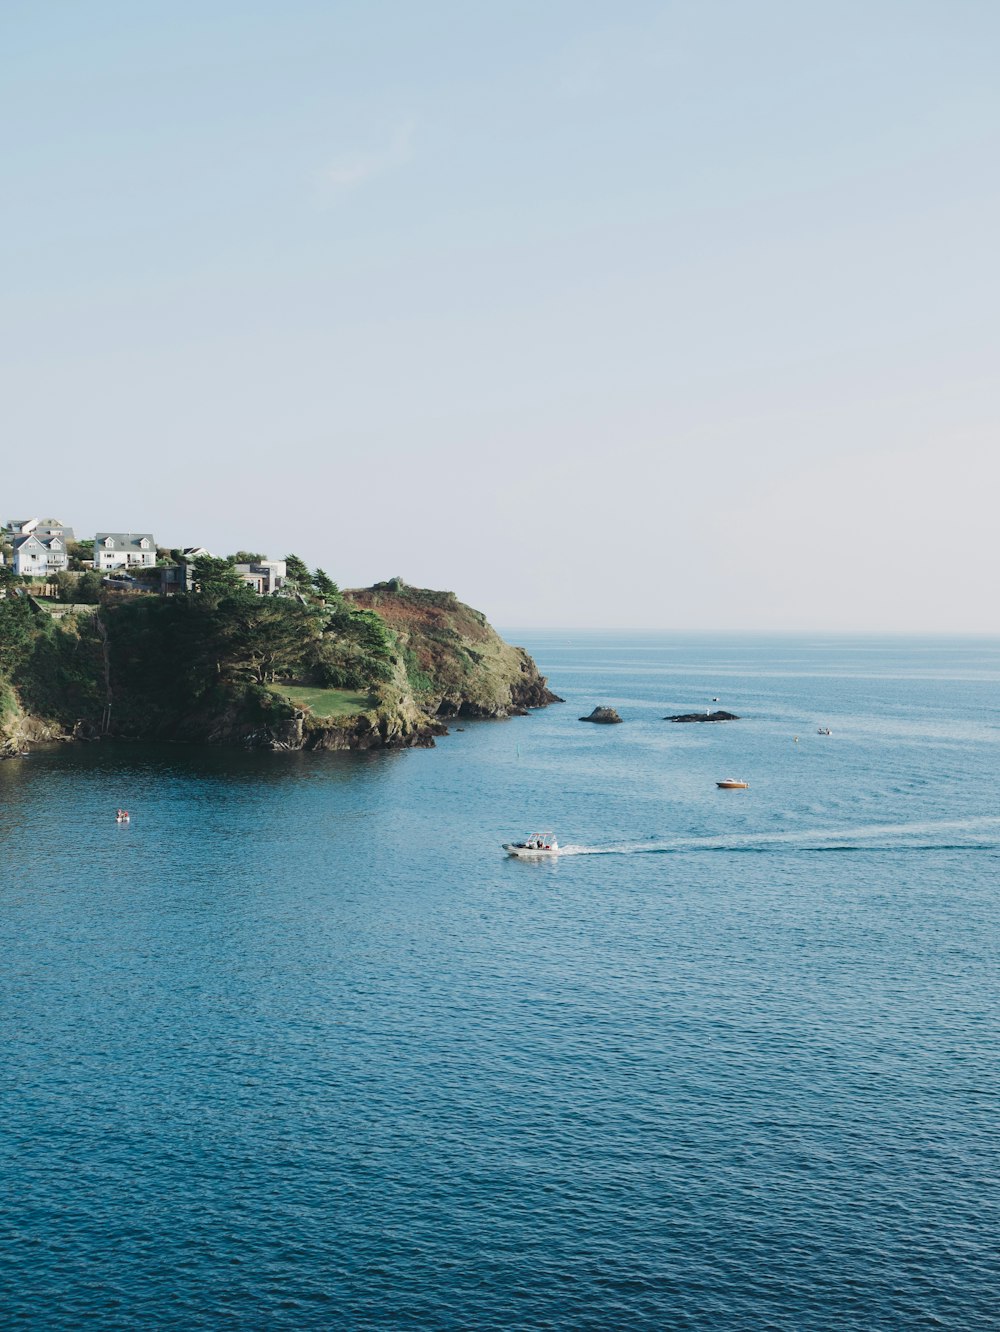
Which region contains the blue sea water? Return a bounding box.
[1,634,998,1330]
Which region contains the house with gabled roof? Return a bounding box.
[5,517,74,539]
[94,532,157,572]
[13,521,75,576]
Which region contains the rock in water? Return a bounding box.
[664,710,739,723]
[580,706,623,724]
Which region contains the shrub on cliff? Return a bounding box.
[0,593,37,675]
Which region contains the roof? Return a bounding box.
[6,518,73,538]
[13,532,67,552]
[95,532,156,549]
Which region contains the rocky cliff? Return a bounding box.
[0,582,560,756]
[346,580,562,720]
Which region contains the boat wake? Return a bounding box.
[557,815,1000,857]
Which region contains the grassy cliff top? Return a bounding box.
[346,580,492,644]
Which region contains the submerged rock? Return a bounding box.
[580,706,623,724]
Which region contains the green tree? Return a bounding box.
[65,541,91,571]
[345,608,394,660]
[76,571,103,604]
[54,570,80,603]
[0,594,37,673]
[226,597,323,683]
[312,568,340,601]
[284,553,311,588]
[190,556,257,608]
[230,550,267,565]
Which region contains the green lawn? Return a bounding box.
[269,684,374,719]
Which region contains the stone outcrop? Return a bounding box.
[0,703,72,758]
[665,710,739,723]
[580,706,623,724]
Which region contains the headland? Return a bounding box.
[0,566,560,757]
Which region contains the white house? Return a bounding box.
[5,518,41,539]
[12,524,75,577]
[94,532,157,572]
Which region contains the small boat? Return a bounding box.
[716,779,749,790]
[502,832,559,858]
[116,809,130,823]
[817,727,832,736]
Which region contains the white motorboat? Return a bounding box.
[502,832,559,858]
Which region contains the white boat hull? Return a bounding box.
[502,843,559,859]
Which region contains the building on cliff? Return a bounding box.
[12,521,76,577]
[234,560,287,595]
[94,532,157,572]
[5,518,46,539]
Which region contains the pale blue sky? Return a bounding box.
[3,2,998,629]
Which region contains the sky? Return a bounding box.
[2,1,998,630]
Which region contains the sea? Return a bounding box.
[1,634,998,1330]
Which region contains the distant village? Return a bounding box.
[0,517,289,598]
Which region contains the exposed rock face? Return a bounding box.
[232,709,447,752]
[0,706,71,758]
[304,713,446,752]
[580,706,623,724]
[665,710,739,723]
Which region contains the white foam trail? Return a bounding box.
[557,815,1000,857]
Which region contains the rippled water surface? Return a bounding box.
[2,635,998,1329]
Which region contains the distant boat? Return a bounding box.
[503,832,559,858]
[716,779,749,790]
[817,727,832,735]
